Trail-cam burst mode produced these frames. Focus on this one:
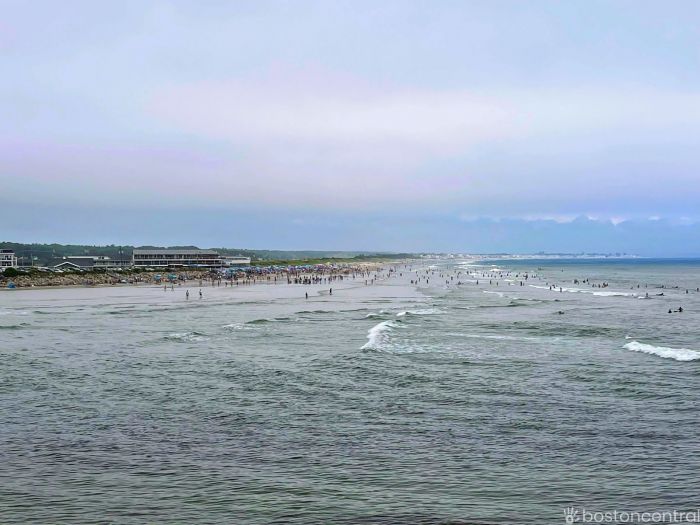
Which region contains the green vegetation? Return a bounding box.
[1,267,25,278]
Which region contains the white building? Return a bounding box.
[1,249,18,269]
[222,256,251,267]
[132,249,223,268]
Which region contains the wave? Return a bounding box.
[396,308,440,317]
[0,309,30,316]
[623,340,700,362]
[365,310,387,319]
[455,332,537,342]
[475,301,530,309]
[361,320,397,350]
[482,290,504,297]
[529,284,636,297]
[0,324,28,330]
[223,323,250,331]
[246,317,290,324]
[164,331,208,342]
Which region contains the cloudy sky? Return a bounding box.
[2,0,700,254]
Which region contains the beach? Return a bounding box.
[2,258,700,524]
[0,261,387,289]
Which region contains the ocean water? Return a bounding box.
[1,259,700,524]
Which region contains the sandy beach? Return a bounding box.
[0,262,425,317]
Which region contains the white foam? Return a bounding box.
[166,331,208,342]
[361,320,396,350]
[223,323,248,331]
[482,290,505,297]
[623,341,700,362]
[457,333,537,342]
[396,308,440,317]
[0,309,30,316]
[528,284,636,297]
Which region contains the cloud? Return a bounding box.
[148,78,700,153]
[136,76,700,213]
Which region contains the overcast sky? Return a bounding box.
[2,0,700,254]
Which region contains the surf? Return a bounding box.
[623,341,700,362]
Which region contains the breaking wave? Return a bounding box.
[529,284,637,297]
[164,331,208,343]
[623,341,700,362]
[361,320,397,350]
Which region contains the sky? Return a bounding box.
[2,0,700,254]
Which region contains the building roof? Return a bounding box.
[50,257,95,268]
[133,249,220,255]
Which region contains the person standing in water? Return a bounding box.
[186,290,189,300]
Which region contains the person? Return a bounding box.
[186,290,189,300]
[330,288,332,295]
[305,292,308,299]
[668,309,672,314]
[199,289,203,299]
[678,306,683,313]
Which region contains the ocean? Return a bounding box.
[1,258,699,524]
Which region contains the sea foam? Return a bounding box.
[529,284,636,297]
[396,308,440,317]
[165,331,208,342]
[361,320,396,350]
[623,341,700,362]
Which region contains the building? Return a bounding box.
[132,249,223,268]
[51,256,131,271]
[222,256,251,267]
[92,256,131,269]
[1,249,18,269]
